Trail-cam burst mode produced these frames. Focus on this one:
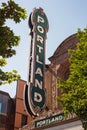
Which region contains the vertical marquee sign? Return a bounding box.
[24,8,49,117]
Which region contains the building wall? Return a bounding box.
[45,34,79,112]
[45,68,52,110]
[14,79,32,130]
[0,91,15,130]
[45,64,59,112]
[0,81,33,130]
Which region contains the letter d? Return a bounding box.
[34,92,42,102]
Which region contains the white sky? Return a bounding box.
[0,0,87,97]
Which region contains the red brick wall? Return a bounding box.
[14,80,32,130]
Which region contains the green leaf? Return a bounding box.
[0,0,26,85]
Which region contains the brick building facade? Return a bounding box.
[0,91,15,130]
[14,80,32,130]
[0,80,32,130]
[45,33,79,112]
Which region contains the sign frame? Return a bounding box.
[24,8,49,117]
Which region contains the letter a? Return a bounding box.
[35,67,43,77]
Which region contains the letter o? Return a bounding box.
[37,25,44,33]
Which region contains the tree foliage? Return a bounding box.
[57,28,87,130]
[0,0,26,85]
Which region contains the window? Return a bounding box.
[0,102,2,112]
[0,93,9,113]
[21,115,27,127]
